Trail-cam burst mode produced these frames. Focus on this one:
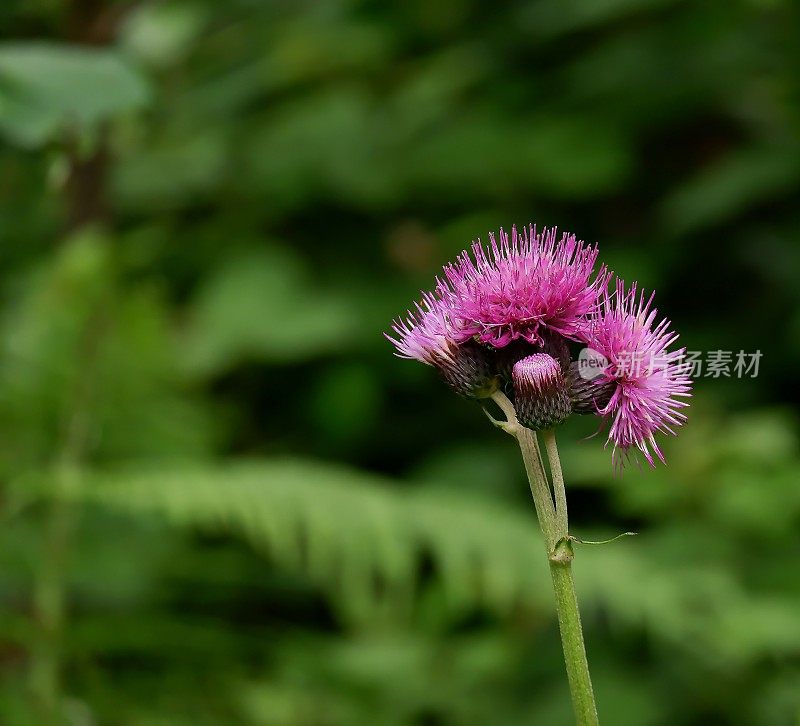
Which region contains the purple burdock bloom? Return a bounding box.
[440,225,606,348]
[578,280,692,469]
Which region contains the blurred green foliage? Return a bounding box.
[0,0,799,724]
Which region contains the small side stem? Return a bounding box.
[517,426,557,549]
[542,428,568,536]
[489,392,557,547]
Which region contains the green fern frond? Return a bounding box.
[83,459,550,624]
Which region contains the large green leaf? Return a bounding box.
[182,247,358,373]
[0,42,150,146]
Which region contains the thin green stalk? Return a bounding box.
[542,428,569,537]
[490,392,557,548]
[517,426,558,548]
[489,393,598,725]
[549,540,598,726]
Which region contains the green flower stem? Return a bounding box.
[489,392,599,726]
[549,540,599,726]
[542,428,569,539]
[488,393,556,547]
[517,426,558,547]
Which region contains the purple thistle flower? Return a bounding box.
[440,225,606,348]
[386,293,499,398]
[386,290,457,366]
[578,279,692,469]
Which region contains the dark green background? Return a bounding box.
[0,0,799,724]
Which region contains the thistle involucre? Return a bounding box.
[566,361,615,415]
[387,223,692,468]
[512,354,572,430]
[386,291,499,399]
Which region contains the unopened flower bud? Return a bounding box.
[512,354,572,430]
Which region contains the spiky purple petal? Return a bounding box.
[578,280,692,469]
[441,225,607,348]
[385,291,457,366]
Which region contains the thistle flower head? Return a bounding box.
[386,291,457,366]
[441,225,606,348]
[386,293,498,398]
[387,223,692,474]
[566,361,615,414]
[512,353,572,430]
[579,280,692,469]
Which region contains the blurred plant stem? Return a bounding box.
[63,0,122,232]
[28,1,121,717]
[30,308,101,720]
[490,393,599,726]
[31,465,80,720]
